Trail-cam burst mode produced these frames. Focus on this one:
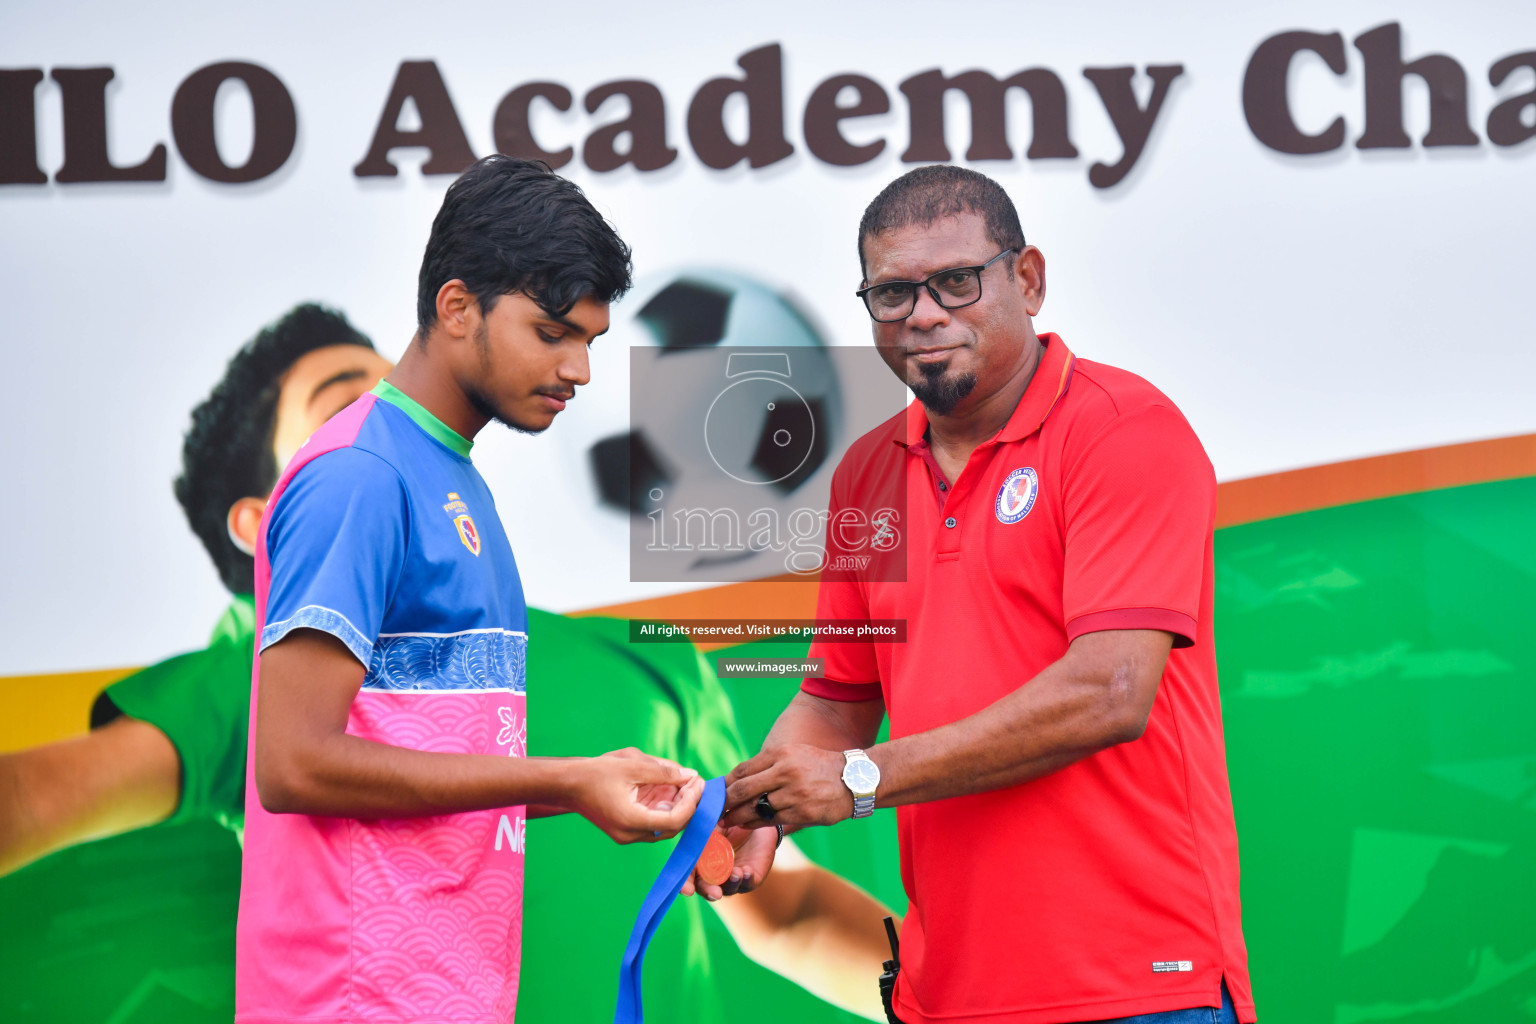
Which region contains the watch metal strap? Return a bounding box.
[844,749,877,819]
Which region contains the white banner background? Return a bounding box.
[2,0,1533,673]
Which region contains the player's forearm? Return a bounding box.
[525,803,572,819]
[256,736,584,818]
[870,632,1167,808]
[256,629,588,818]
[254,633,700,836]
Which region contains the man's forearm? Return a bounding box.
[725,631,1171,828]
[867,630,1170,808]
[720,692,884,827]
[763,692,883,752]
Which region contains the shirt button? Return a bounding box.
[944,517,957,529]
[939,481,948,490]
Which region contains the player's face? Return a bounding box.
[862,213,1044,416]
[462,292,609,435]
[272,344,395,469]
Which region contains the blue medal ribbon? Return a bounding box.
[613,775,726,1024]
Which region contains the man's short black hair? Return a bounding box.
[416,156,633,333]
[175,304,375,595]
[857,165,1026,277]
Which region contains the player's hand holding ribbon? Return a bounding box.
[569,747,704,844]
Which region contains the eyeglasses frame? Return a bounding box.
[854,248,1018,323]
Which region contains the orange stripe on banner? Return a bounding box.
[1214,431,1536,528]
[580,432,1536,627]
[574,574,823,650]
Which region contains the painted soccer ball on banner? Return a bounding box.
[560,268,843,581]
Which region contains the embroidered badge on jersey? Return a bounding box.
[443,491,482,556]
[995,467,1039,524]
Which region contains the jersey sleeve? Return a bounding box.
[1061,402,1215,648]
[99,633,253,826]
[261,448,409,666]
[802,463,884,702]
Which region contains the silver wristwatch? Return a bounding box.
[841,749,880,819]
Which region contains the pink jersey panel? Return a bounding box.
[345,691,525,1020]
[237,395,526,1024]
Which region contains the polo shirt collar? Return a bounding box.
[370,379,474,458]
[902,332,1076,448]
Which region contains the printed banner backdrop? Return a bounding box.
[3,1,1535,1022]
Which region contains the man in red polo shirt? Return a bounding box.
[720,166,1255,1024]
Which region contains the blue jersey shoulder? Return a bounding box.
[263,445,411,665]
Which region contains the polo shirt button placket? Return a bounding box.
[937,498,963,558]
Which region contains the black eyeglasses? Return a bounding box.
[855,249,1016,323]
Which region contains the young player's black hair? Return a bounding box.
[416,155,634,334]
[857,165,1026,277]
[175,304,375,594]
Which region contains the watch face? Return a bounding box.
[843,758,880,793]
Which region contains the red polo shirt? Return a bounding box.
[804,334,1254,1024]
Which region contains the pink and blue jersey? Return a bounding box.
[237,381,528,1024]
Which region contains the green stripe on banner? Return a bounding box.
[3,476,1534,1022]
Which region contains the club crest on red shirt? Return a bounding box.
[995,467,1039,524]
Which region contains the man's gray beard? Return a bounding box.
[911,363,977,416]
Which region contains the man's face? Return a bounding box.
[272,344,395,469]
[459,292,609,435]
[861,213,1042,416]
